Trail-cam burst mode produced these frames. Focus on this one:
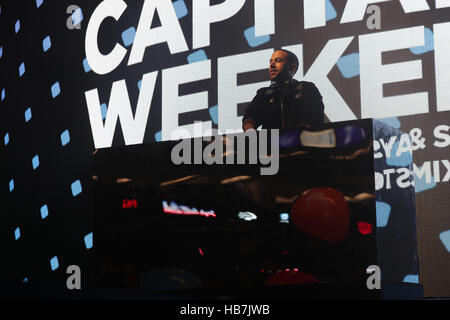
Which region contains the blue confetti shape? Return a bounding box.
[4,132,9,145]
[40,204,49,219]
[101,103,108,120]
[137,80,142,90]
[72,8,83,26]
[22,278,28,283]
[410,28,434,55]
[36,0,43,8]
[83,58,91,72]
[0,46,3,59]
[154,131,162,142]
[71,180,82,197]
[378,117,401,129]
[244,26,270,48]
[1,88,5,101]
[61,130,70,146]
[15,20,20,34]
[187,49,208,64]
[439,230,450,252]
[51,82,60,98]
[376,201,391,227]
[84,233,93,250]
[14,227,21,240]
[9,179,14,192]
[50,256,59,271]
[19,62,25,77]
[403,274,419,284]
[122,27,136,47]
[336,53,360,78]
[209,105,218,125]
[173,0,188,19]
[32,155,40,170]
[25,108,32,122]
[414,169,437,193]
[326,0,337,21]
[386,142,413,167]
[42,36,51,52]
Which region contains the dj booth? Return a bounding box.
[92,119,422,299]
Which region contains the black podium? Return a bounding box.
[92,119,422,299]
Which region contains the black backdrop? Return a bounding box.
[1,0,450,296]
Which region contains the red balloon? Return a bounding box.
[290,187,350,243]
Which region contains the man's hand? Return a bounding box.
[243,120,256,132]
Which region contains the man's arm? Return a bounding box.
[242,92,263,131]
[297,82,325,127]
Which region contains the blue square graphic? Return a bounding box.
[32,155,40,170]
[9,179,14,192]
[51,82,60,98]
[15,20,20,33]
[36,0,43,8]
[326,0,337,21]
[187,50,208,64]
[173,0,188,19]
[376,201,391,227]
[122,27,136,47]
[403,274,419,284]
[410,27,434,55]
[209,105,218,125]
[244,26,270,48]
[19,62,25,77]
[25,108,32,122]
[84,233,93,250]
[439,230,450,252]
[4,132,9,145]
[100,103,107,120]
[2,88,5,101]
[40,204,49,219]
[378,117,401,129]
[154,131,162,142]
[61,130,70,146]
[71,180,82,197]
[414,168,437,193]
[386,142,413,167]
[83,58,91,72]
[50,256,59,271]
[15,227,21,240]
[336,53,360,79]
[72,8,83,26]
[42,36,51,52]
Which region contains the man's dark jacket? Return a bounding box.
[242,80,324,129]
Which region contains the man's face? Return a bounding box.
[269,50,294,82]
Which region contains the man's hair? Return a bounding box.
[276,49,299,75]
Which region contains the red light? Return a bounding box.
[162,201,216,218]
[265,270,319,286]
[357,222,373,235]
[198,248,204,256]
[122,198,137,209]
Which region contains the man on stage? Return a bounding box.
[242,49,325,131]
